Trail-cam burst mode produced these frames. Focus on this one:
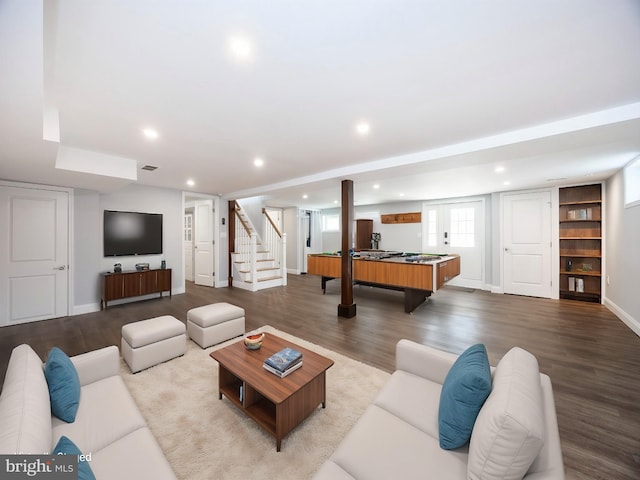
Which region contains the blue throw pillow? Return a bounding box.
[53,436,96,480]
[438,343,492,449]
[44,347,80,423]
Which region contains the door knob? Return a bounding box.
[54,265,66,270]
[504,247,510,252]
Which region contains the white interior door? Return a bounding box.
[0,186,69,326]
[502,191,552,298]
[194,199,214,286]
[422,200,484,289]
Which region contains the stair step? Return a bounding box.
[233,259,275,266]
[239,267,280,273]
[245,275,283,283]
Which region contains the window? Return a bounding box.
[184,214,192,242]
[624,154,640,208]
[322,214,340,232]
[450,207,475,248]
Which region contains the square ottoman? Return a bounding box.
[187,302,245,348]
[122,315,186,373]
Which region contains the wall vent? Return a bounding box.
[141,165,158,171]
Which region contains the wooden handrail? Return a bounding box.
[262,208,282,237]
[234,208,252,236]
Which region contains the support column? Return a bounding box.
[338,179,356,318]
[228,200,236,287]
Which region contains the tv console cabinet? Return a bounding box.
[101,268,172,309]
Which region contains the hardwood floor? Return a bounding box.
[1,274,639,479]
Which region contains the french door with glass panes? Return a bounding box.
[422,200,484,289]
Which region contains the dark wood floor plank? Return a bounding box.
[1,274,639,479]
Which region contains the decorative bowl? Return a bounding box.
[244,333,264,350]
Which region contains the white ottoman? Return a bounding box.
[187,302,245,348]
[121,315,186,373]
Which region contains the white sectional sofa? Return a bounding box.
[314,340,565,480]
[0,344,176,479]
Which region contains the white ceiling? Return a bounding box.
[1,0,639,209]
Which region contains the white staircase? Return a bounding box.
[231,205,287,291]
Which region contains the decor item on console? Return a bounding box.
[313,340,564,480]
[0,344,177,479]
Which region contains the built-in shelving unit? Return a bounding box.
[559,184,602,303]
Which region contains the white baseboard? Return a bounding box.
[215,280,229,288]
[604,298,640,337]
[491,285,504,294]
[72,303,101,315]
[287,268,301,275]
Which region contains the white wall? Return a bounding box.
[605,171,640,335]
[73,184,184,312]
[283,207,300,273]
[321,201,425,253]
[72,189,101,313]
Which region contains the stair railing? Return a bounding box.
[234,207,258,290]
[262,209,287,285]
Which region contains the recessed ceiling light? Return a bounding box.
[253,157,264,167]
[399,193,405,197]
[373,184,380,189]
[302,194,308,199]
[503,181,511,186]
[495,166,505,173]
[333,200,339,204]
[142,128,159,140]
[356,122,371,136]
[186,179,195,187]
[229,35,252,60]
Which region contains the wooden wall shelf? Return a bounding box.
[381,212,422,224]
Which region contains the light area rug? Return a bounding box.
[119,325,390,480]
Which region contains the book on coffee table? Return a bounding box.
[263,361,303,378]
[264,347,303,373]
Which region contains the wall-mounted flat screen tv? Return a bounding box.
[103,210,163,257]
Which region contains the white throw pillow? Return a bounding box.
[467,347,544,480]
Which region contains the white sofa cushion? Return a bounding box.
[468,347,544,480]
[373,370,442,439]
[328,404,468,480]
[52,375,147,454]
[0,345,52,454]
[87,427,176,480]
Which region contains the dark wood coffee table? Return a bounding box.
[209,333,334,451]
